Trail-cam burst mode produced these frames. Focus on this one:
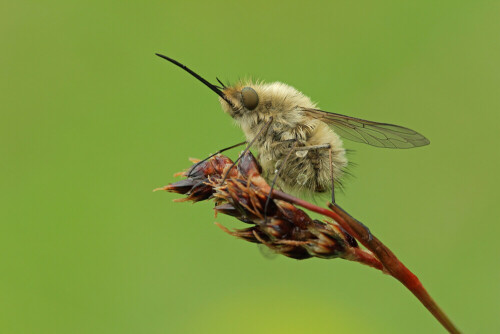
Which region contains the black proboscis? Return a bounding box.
[155,53,235,109]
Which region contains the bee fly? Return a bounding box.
[156,53,429,204]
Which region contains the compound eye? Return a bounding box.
[241,87,259,110]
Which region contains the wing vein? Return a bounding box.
[302,108,430,149]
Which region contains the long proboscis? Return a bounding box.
[155,53,235,109]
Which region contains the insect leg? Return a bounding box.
[187,141,247,177]
[293,143,335,201]
[291,143,349,204]
[264,141,298,220]
[220,117,274,184]
[293,144,331,151]
[327,148,373,240]
[329,148,335,204]
[330,203,373,241]
[280,143,374,240]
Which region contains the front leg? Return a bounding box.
[187,141,247,177]
[221,117,274,183]
[264,140,298,220]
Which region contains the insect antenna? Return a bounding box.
[155,53,235,109]
[216,77,226,88]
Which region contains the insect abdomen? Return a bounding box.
[259,122,347,194]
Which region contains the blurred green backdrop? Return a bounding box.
[1,1,499,333]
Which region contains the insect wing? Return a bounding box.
[302,108,430,149]
[257,244,278,260]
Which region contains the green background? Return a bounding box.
[2,1,499,333]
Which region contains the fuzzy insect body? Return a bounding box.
[220,82,347,194]
[156,53,430,198]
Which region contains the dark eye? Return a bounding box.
[241,87,259,110]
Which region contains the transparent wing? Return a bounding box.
[302,108,430,149]
[257,244,278,260]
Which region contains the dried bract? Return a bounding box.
[154,155,237,202]
[156,152,381,269]
[155,152,459,333]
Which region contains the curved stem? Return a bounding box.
[271,189,460,334]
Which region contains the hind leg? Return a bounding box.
[294,145,372,239]
[328,148,336,204]
[264,141,298,220]
[293,143,336,203]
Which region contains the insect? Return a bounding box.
[156,53,430,203]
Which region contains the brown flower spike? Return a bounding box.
[156,152,460,334]
[157,152,382,269]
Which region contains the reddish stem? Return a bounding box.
[349,248,384,271]
[271,189,460,334]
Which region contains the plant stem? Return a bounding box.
[271,189,460,334]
